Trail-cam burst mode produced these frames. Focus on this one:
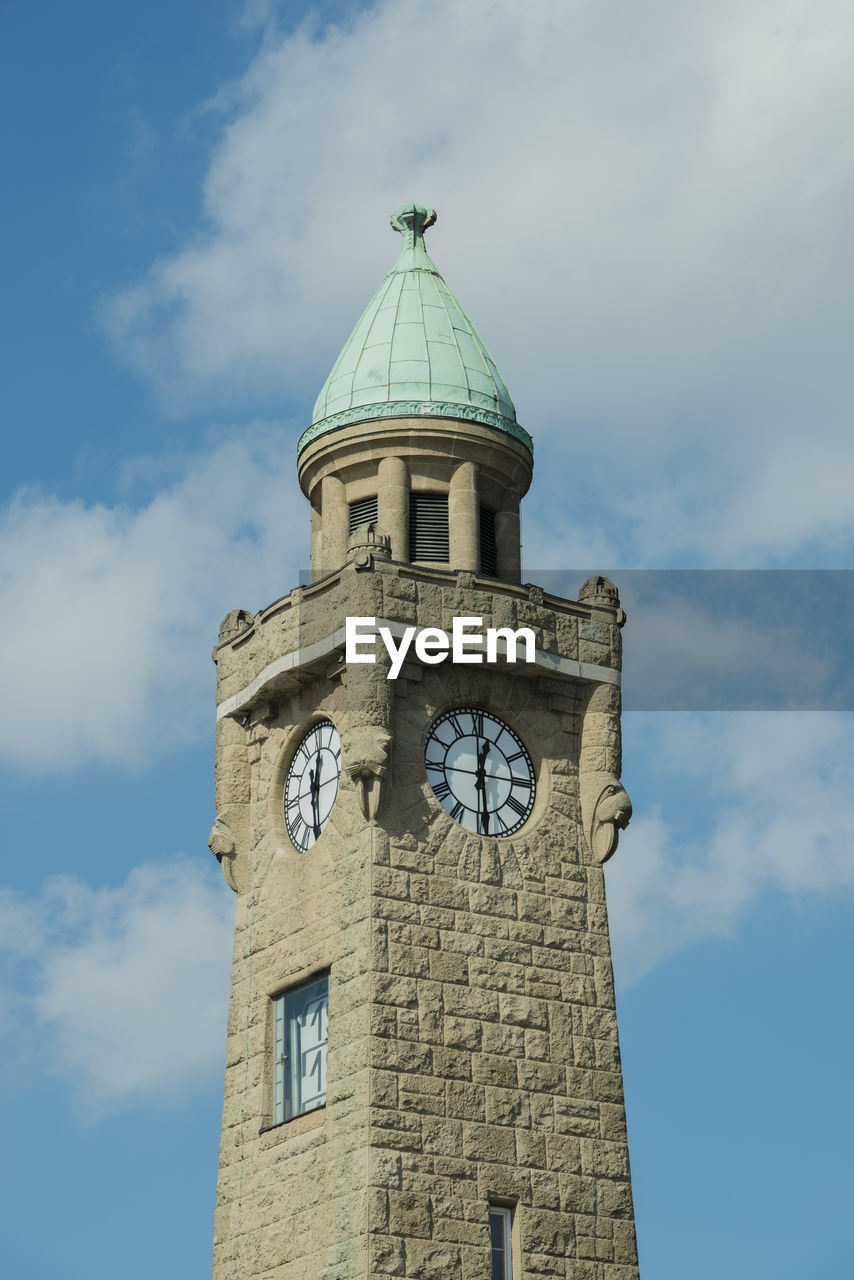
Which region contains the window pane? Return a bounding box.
[273,996,286,1124]
[489,1208,510,1280]
[282,974,329,1121]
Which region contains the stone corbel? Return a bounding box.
[208,809,251,894]
[341,724,391,820]
[211,708,251,892]
[342,641,394,821]
[581,774,632,864]
[579,674,631,864]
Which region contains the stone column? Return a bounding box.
[378,455,409,562]
[495,484,521,583]
[321,473,348,574]
[310,503,322,580]
[449,460,479,572]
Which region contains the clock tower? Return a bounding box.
[209,205,639,1279]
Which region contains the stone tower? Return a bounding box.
[209,205,639,1280]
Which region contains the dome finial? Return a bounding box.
[390,203,437,252]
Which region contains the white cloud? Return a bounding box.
[0,860,234,1114]
[606,712,854,979]
[619,586,835,710]
[100,0,854,563]
[0,426,308,770]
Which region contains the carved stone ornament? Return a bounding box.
[217,608,255,645]
[208,814,250,894]
[297,400,533,456]
[578,575,619,606]
[342,724,392,821]
[582,775,633,864]
[348,523,392,571]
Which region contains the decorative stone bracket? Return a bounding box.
[581,774,632,864]
[579,669,632,864]
[208,811,251,894]
[341,724,391,820]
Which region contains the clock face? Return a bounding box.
[425,708,535,837]
[284,719,342,852]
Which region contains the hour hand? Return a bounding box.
[309,757,322,834]
[479,785,489,835]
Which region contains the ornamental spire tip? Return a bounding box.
[390,203,436,249]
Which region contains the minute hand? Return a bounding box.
[475,740,490,834]
[310,754,322,835]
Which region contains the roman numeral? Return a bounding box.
[471,710,484,737]
[506,750,525,764]
[450,799,466,823]
[426,759,444,774]
[447,713,464,738]
[292,818,307,847]
[505,795,528,818]
[433,779,451,800]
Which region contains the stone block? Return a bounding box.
[431,1045,473,1080]
[388,1191,433,1238]
[546,1134,582,1174]
[517,1059,565,1094]
[404,1240,462,1280]
[484,1085,530,1128]
[515,1128,546,1169]
[429,949,470,984]
[472,1053,518,1089]
[443,1015,482,1051]
[446,1081,486,1122]
[481,1020,525,1057]
[462,1122,517,1164]
[370,1234,406,1275]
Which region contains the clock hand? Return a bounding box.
[475,739,490,835]
[309,756,322,835]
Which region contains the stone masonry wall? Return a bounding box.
[363,664,638,1279]
[211,568,638,1280]
[212,673,376,1280]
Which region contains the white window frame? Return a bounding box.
[273,973,329,1124]
[489,1204,514,1280]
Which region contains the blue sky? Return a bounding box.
[2,1,854,1276]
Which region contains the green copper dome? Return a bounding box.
[299,204,532,455]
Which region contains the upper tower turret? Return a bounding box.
[299,205,533,583]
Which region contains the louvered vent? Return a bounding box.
[349,496,378,534]
[479,507,497,577]
[409,493,449,562]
